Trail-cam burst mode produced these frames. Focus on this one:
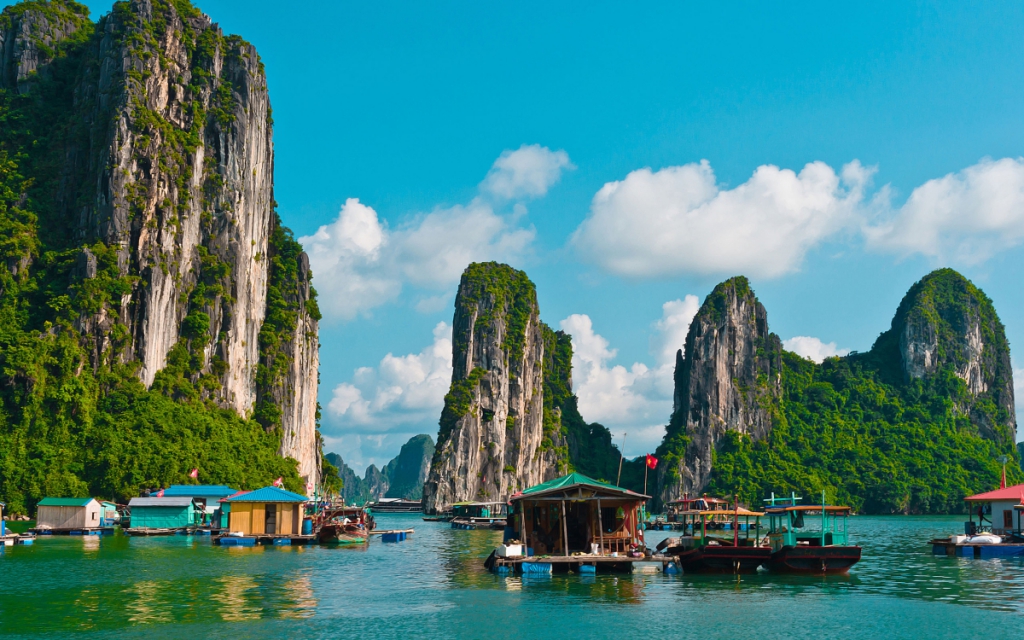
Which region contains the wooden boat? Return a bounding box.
[762,492,861,574]
[315,505,375,545]
[369,498,423,513]
[450,502,507,530]
[660,506,769,573]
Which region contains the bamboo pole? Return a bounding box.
[597,499,604,555]
[561,500,569,556]
[616,433,627,486]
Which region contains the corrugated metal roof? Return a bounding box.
[161,485,238,498]
[128,497,197,507]
[219,490,251,503]
[37,497,96,507]
[513,472,649,500]
[224,486,307,503]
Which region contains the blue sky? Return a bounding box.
[71,0,1024,471]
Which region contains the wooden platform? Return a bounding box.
[369,528,414,536]
[489,554,667,574]
[213,534,317,547]
[124,527,192,536]
[0,534,35,546]
[931,539,1024,558]
[30,527,114,536]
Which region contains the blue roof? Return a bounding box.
[161,485,238,498]
[224,486,307,503]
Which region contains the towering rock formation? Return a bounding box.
[422,263,568,513]
[658,276,782,504]
[0,0,319,484]
[384,434,435,500]
[874,268,1016,445]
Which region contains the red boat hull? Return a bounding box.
[672,545,771,573]
[767,545,861,574]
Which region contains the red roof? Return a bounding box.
[965,483,1024,502]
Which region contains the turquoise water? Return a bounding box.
[1,514,1021,638]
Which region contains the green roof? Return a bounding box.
[37,497,96,507]
[517,472,648,499]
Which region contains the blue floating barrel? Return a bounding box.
[272,538,291,546]
[302,519,313,535]
[21,538,33,546]
[665,562,680,575]
[383,532,400,542]
[522,562,552,574]
[579,564,597,575]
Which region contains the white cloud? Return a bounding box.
[302,145,572,322]
[481,144,574,200]
[783,336,851,363]
[560,298,699,456]
[864,157,1024,264]
[326,322,453,433]
[302,198,534,321]
[572,159,870,279]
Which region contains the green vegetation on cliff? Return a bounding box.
[702,270,1019,513]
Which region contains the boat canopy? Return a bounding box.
[765,505,852,513]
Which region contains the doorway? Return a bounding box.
[265,505,277,534]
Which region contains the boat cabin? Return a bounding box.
[964,484,1024,535]
[127,497,203,530]
[452,502,506,519]
[676,507,763,543]
[160,485,238,525]
[763,493,851,551]
[224,486,307,536]
[508,472,649,556]
[36,498,103,530]
[665,496,730,523]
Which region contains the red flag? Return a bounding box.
[189,468,199,479]
[273,477,284,487]
[646,454,658,470]
[156,489,164,498]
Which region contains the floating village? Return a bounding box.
[5,467,1024,577]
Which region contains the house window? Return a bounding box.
[1004,510,1013,528]
[92,512,98,521]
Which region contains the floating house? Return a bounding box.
[100,501,120,526]
[487,472,655,574]
[451,502,507,529]
[160,485,238,526]
[223,487,307,536]
[218,490,251,530]
[35,498,103,531]
[126,497,202,534]
[964,484,1024,535]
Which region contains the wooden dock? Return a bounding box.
[213,534,317,547]
[30,527,114,536]
[488,554,672,574]
[930,539,1024,558]
[0,534,35,546]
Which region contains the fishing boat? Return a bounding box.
[762,492,861,574]
[659,505,769,573]
[316,505,375,545]
[369,498,423,513]
[450,502,507,530]
[664,495,733,530]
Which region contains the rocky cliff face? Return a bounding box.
[1,0,319,484]
[384,434,434,500]
[658,276,782,504]
[879,268,1016,445]
[422,263,567,513]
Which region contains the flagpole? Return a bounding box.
[616,432,627,486]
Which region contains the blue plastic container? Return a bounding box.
[579,565,597,575]
[527,547,534,557]
[219,537,255,547]
[272,538,291,546]
[522,562,552,574]
[665,562,680,575]
[302,519,313,535]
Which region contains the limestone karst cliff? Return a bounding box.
[657,269,1019,514]
[0,0,320,509]
[326,434,435,503]
[422,263,569,513]
[875,268,1016,446]
[657,276,782,504]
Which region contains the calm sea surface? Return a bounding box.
[1,514,1022,639]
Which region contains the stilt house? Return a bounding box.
[223,487,307,535]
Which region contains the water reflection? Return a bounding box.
[126,580,172,624]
